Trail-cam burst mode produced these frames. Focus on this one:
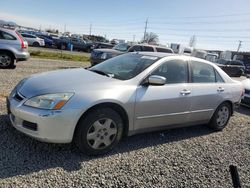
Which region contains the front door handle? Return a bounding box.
[217,87,225,92]
[180,89,191,95]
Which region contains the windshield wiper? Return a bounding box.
[90,69,111,77]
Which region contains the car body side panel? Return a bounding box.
[188,83,229,122]
[134,84,191,130]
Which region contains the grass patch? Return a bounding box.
[30,50,90,62]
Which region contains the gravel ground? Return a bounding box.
[0,59,249,187]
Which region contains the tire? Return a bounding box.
[74,108,124,155]
[0,52,15,69]
[61,44,67,50]
[208,102,231,131]
[235,69,243,77]
[33,42,40,47]
[86,48,91,53]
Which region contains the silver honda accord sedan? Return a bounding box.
[7,52,243,155]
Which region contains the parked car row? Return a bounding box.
[90,43,174,66]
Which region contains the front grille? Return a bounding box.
[245,89,250,95]
[13,92,25,101]
[22,120,38,131]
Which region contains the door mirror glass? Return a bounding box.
[148,75,166,85]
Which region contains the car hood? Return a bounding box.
[94,48,125,54]
[18,68,122,98]
[242,78,250,90]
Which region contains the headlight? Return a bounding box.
[24,93,74,110]
[100,52,108,59]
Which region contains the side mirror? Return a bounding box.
[147,75,166,86]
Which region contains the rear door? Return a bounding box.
[134,59,191,130]
[188,60,229,123]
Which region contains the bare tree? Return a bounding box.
[189,35,196,48]
[142,32,159,44]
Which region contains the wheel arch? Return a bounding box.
[0,49,16,59]
[73,102,130,140]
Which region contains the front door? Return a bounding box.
[134,59,191,130]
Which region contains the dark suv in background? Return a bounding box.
[90,43,173,66]
[216,59,245,77]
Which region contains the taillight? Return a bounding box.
[15,31,26,49]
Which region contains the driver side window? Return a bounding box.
[151,60,188,84]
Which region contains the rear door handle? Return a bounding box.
[180,89,191,95]
[217,87,225,92]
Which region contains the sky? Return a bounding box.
[1,0,250,51]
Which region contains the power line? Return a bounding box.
[148,12,250,20]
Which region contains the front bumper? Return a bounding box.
[241,94,250,105]
[7,97,81,143]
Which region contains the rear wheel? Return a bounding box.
[0,52,15,69]
[74,108,124,155]
[208,102,231,131]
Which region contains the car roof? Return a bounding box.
[136,51,177,58]
[22,33,36,37]
[133,43,171,48]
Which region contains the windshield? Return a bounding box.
[113,43,130,52]
[89,53,160,80]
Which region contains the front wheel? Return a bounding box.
[74,108,124,155]
[208,102,231,131]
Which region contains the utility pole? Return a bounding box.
[237,40,242,52]
[89,23,92,36]
[143,18,148,43]
[64,24,66,33]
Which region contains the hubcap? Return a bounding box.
[216,106,229,127]
[87,118,117,149]
[0,55,11,67]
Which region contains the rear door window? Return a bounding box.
[191,61,216,83]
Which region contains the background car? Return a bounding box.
[241,78,250,106]
[90,42,114,51]
[36,35,55,47]
[21,33,45,47]
[90,43,173,66]
[8,53,243,155]
[55,36,93,52]
[216,59,245,77]
[0,27,29,68]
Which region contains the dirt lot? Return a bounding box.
[0,59,249,187]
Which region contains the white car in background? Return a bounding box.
[21,33,45,47]
[241,78,250,106]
